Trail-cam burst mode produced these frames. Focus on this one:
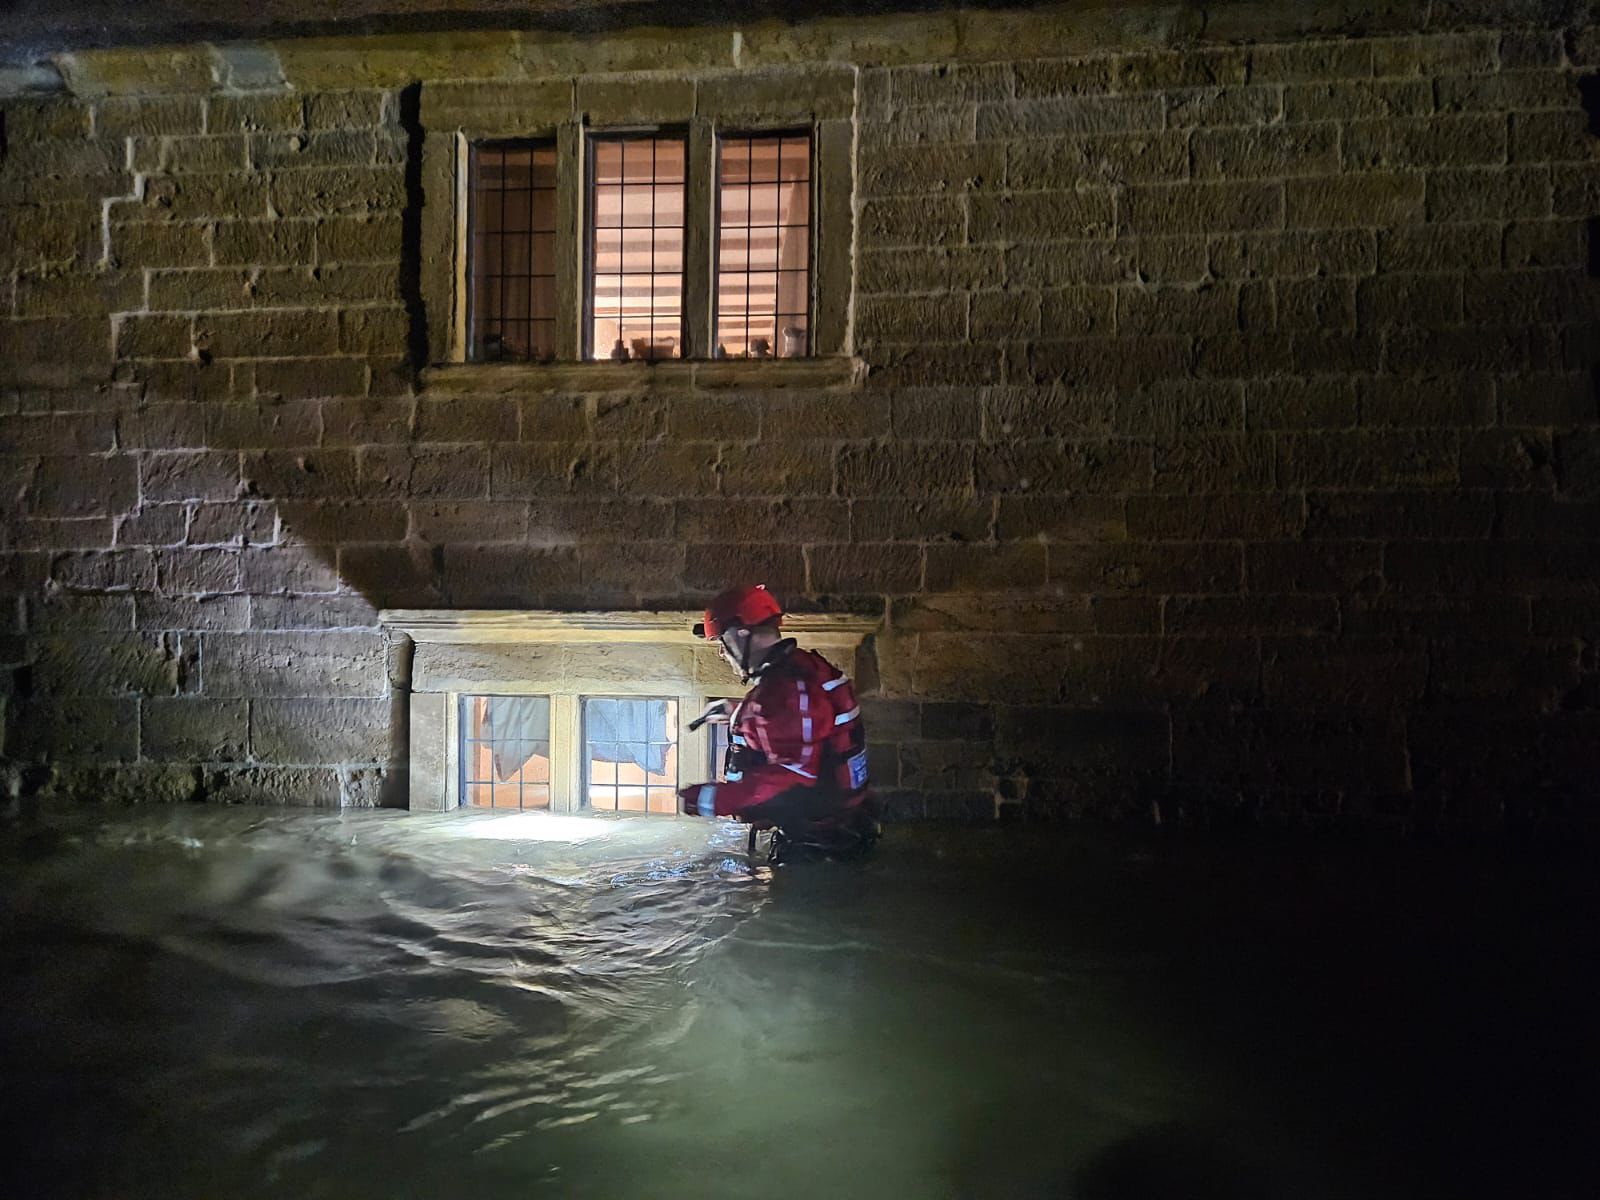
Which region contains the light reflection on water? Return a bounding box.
[1,807,1592,1200]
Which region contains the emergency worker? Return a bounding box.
[677,585,878,855]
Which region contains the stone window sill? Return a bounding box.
[420,355,866,395]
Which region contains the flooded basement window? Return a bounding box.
[582,696,679,814]
[460,695,552,809]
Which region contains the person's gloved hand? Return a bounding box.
[689,699,732,730]
[678,784,719,817]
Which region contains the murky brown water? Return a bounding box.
[1,808,1595,1199]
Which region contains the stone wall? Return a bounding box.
[2,10,1598,830]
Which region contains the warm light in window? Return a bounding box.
[716,132,811,359]
[583,697,679,814]
[461,695,551,810]
[588,136,686,361]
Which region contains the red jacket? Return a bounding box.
[685,640,869,820]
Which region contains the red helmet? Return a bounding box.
[697,585,783,640]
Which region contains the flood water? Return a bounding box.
[1,807,1596,1200]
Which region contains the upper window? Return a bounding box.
[468,141,558,363]
[423,71,854,366]
[587,134,687,362]
[716,131,812,359]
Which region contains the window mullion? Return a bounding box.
[682,117,715,360]
[555,122,583,362]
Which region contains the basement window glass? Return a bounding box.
[587,134,686,361]
[582,697,679,814]
[460,695,552,810]
[716,131,812,358]
[468,141,559,363]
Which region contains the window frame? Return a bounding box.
[458,692,554,810]
[578,694,682,815]
[712,126,817,360]
[582,128,691,363]
[418,68,855,367]
[466,137,562,364]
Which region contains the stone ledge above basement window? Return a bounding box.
[419,355,867,395]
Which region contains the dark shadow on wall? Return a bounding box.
[2,0,1189,65]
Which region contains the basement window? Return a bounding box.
[581,696,680,813]
[460,695,552,809]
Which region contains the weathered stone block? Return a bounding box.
[1049,541,1242,593]
[133,594,247,632]
[203,631,385,698]
[1283,79,1431,124]
[33,633,182,696]
[1344,115,1507,170]
[213,220,316,265]
[1009,131,1187,189]
[155,547,242,595]
[1511,111,1600,165]
[248,593,377,631]
[975,439,1150,495]
[1246,540,1383,592]
[1012,58,1113,99]
[683,543,806,592]
[1123,181,1284,235]
[194,311,340,359]
[858,195,964,248]
[891,62,1013,105]
[204,765,341,806]
[1356,376,1494,430]
[142,697,248,760]
[135,452,240,505]
[721,443,835,497]
[1193,125,1340,178]
[838,442,974,496]
[187,501,276,547]
[976,95,1163,139]
[924,542,1045,591]
[410,500,529,544]
[1427,166,1551,221]
[969,189,1115,242]
[1497,373,1595,426]
[251,697,389,764]
[1117,283,1240,335]
[1356,274,1463,327]
[439,544,580,605]
[95,96,203,138]
[269,167,406,217]
[1371,31,1498,77]
[208,93,304,132]
[1161,86,1280,129]
[1286,172,1424,227]
[856,295,968,344]
[996,494,1125,541]
[243,450,360,500]
[306,91,389,130]
[51,549,154,591]
[1556,431,1600,497]
[859,142,1005,196]
[1127,493,1304,540]
[854,497,993,542]
[11,697,137,762]
[1250,36,1374,80]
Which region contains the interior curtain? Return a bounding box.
[480,696,550,782]
[775,180,808,328]
[586,698,670,774]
